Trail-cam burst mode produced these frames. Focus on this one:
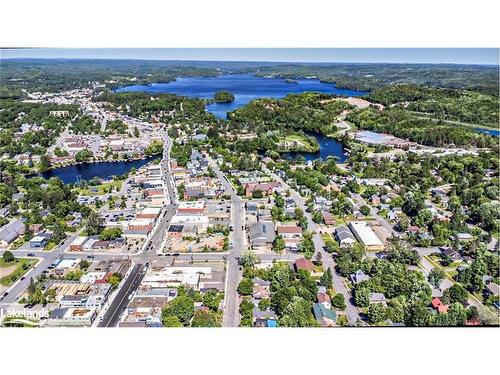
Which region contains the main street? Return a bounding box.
[206,156,246,328]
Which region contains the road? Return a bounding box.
[207,157,246,327]
[98,263,144,327]
[262,165,361,324]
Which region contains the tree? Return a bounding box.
[428,268,445,289]
[312,210,323,224]
[2,250,15,263]
[367,303,387,324]
[237,278,253,296]
[272,235,285,254]
[442,284,468,305]
[39,154,51,172]
[239,251,259,268]
[162,295,195,326]
[99,227,122,241]
[279,296,319,327]
[202,290,222,311]
[354,286,370,307]
[75,149,94,162]
[320,268,333,289]
[360,205,371,216]
[191,309,220,327]
[331,293,346,310]
[446,302,468,326]
[162,315,183,327]
[86,210,104,235]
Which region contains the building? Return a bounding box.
[0,219,26,248]
[313,302,336,327]
[49,110,69,117]
[276,224,302,239]
[69,236,88,251]
[348,221,384,251]
[294,258,315,272]
[47,307,96,327]
[245,182,280,197]
[29,233,52,248]
[252,277,271,300]
[136,207,162,220]
[350,270,370,284]
[248,222,276,251]
[177,201,205,215]
[170,215,209,233]
[335,225,356,247]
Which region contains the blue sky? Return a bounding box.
[1,48,498,65]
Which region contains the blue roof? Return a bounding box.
[267,319,278,328]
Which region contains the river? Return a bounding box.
[40,156,159,184]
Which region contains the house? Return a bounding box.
[484,283,500,298]
[69,236,88,251]
[252,277,271,299]
[369,293,387,305]
[350,270,370,284]
[431,297,449,314]
[456,233,473,242]
[245,182,280,197]
[317,293,331,309]
[276,224,302,239]
[248,222,275,251]
[441,247,462,261]
[322,212,335,226]
[29,223,44,235]
[335,225,356,247]
[313,302,336,327]
[0,219,26,248]
[371,195,381,206]
[294,258,315,273]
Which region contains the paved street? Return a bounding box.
[98,263,144,327]
[207,157,246,328]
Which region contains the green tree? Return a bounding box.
[442,284,468,305]
[86,210,104,235]
[162,315,183,327]
[367,303,387,324]
[191,310,220,327]
[239,251,259,268]
[2,250,15,263]
[428,268,445,289]
[162,295,195,326]
[320,268,333,289]
[331,293,346,310]
[237,278,253,296]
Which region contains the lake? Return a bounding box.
[40,156,159,184]
[283,132,348,163]
[117,74,368,161]
[115,74,369,119]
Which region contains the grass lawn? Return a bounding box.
[279,134,319,152]
[74,180,123,196]
[0,257,36,287]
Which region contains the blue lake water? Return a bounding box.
[115,74,369,119]
[474,128,500,137]
[283,132,348,163]
[116,74,368,161]
[40,156,158,184]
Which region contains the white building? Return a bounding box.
[348,221,384,251]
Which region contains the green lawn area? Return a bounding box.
[0,257,37,287]
[279,134,318,152]
[74,180,123,196]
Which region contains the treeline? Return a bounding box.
[247,63,499,95]
[95,91,217,125]
[369,85,499,127]
[346,107,498,148]
[228,92,353,135]
[0,59,220,93]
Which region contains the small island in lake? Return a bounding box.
[213,91,235,103]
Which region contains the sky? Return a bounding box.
[0,48,498,65]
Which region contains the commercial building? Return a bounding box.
[47,307,96,327]
[348,221,384,251]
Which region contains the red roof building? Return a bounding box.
[294,258,315,272]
